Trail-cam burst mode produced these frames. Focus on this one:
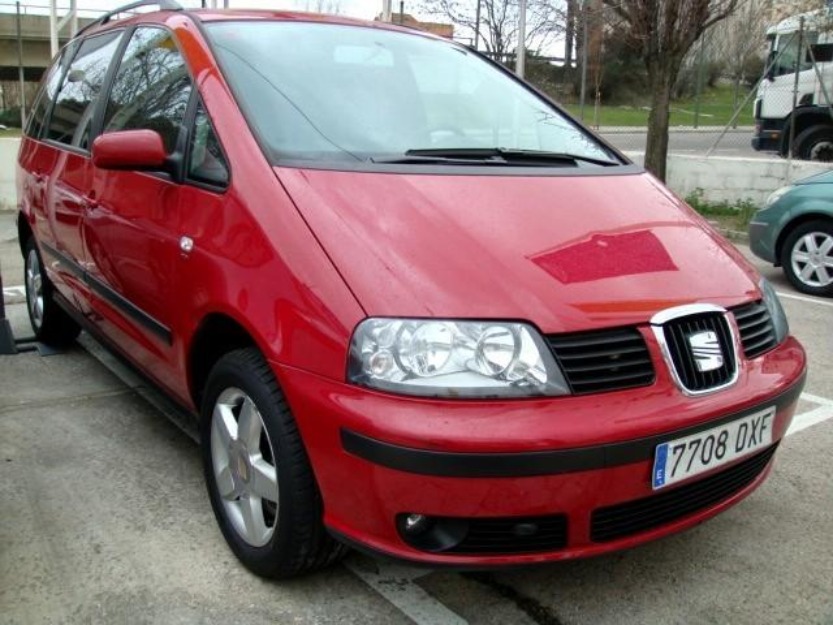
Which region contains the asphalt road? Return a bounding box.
[1,211,831,625]
[599,129,767,158]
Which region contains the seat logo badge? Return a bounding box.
[688,330,723,372]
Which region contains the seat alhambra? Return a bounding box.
[17,1,806,578]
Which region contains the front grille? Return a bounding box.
[547,328,655,394]
[660,312,736,392]
[591,444,777,543]
[732,302,778,359]
[448,515,568,555]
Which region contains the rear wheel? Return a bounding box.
[780,220,833,297]
[24,238,80,346]
[793,124,833,161]
[200,348,347,578]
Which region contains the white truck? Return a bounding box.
[752,8,833,160]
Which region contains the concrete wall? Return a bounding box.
[0,138,18,211]
[0,138,830,211]
[626,152,832,205]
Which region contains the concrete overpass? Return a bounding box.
[0,13,95,81]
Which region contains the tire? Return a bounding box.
[793,124,833,162]
[780,219,833,297]
[200,347,347,578]
[23,238,81,346]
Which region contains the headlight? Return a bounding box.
[347,319,569,398]
[760,279,789,344]
[764,185,792,208]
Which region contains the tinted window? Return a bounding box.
[26,50,66,139]
[103,27,192,153]
[46,32,123,148]
[206,22,615,165]
[188,102,229,187]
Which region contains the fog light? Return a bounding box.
[403,513,432,535]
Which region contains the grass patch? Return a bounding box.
[0,127,22,138]
[561,84,754,128]
[685,188,759,232]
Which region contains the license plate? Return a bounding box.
[652,407,775,490]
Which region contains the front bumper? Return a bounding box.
[749,220,778,264]
[276,336,805,566]
[752,119,784,153]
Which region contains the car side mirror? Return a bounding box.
[92,130,167,171]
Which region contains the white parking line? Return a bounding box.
[344,560,467,625]
[787,393,833,436]
[3,285,25,298]
[776,291,833,308]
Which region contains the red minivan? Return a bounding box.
[17,1,806,578]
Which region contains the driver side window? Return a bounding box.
[102,27,192,153]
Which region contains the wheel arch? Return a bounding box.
[775,211,833,265]
[187,312,266,412]
[17,211,33,257]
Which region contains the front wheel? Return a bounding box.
[793,124,833,161]
[780,220,833,297]
[200,348,347,578]
[24,238,80,346]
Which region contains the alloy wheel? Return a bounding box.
[26,248,44,330]
[210,387,279,547]
[790,230,833,288]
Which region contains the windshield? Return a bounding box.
[206,21,618,166]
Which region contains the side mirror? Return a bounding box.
[92,130,167,171]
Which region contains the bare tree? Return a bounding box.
[422,0,564,59]
[603,0,740,180]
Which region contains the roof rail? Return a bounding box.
[75,0,184,38]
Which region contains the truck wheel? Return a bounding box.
[793,125,833,161]
[780,219,833,297]
[200,347,347,578]
[24,238,81,346]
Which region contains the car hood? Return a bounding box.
[276,167,760,332]
[796,169,833,185]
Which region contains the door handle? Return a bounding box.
[83,195,99,210]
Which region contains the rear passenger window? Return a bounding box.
[26,50,66,139]
[103,27,192,154]
[46,32,123,148]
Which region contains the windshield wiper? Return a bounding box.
[369,153,509,165]
[403,148,619,167]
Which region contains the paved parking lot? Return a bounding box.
[1,210,831,625]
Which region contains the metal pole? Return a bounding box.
[786,17,804,176]
[516,0,527,77]
[49,0,58,58]
[16,1,25,129]
[579,0,588,120]
[474,0,482,50]
[694,34,705,128]
[399,0,404,24]
[806,43,833,123]
[70,0,77,37]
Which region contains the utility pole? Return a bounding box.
[516,0,527,77]
[16,1,25,128]
[579,0,588,120]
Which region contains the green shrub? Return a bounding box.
[685,188,758,226]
